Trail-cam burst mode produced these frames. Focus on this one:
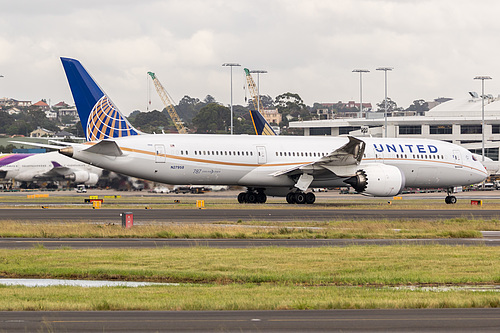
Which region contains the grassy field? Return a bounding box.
[0,245,499,310]
[1,218,499,239]
[1,246,499,284]
[1,285,499,311]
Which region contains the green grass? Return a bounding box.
[1,246,499,285]
[0,245,500,311]
[1,218,498,239]
[0,284,499,311]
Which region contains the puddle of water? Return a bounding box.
[386,285,500,292]
[0,278,178,288]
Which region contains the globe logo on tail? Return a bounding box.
[86,96,138,141]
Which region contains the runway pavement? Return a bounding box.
[1,235,500,249]
[2,309,500,332]
[1,207,500,222]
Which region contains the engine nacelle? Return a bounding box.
[84,173,99,186]
[65,170,98,184]
[344,164,405,197]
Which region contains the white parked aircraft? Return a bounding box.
[0,151,102,188]
[58,57,487,204]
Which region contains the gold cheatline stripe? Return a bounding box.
[117,146,307,168]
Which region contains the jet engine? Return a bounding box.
[65,171,99,185]
[84,173,99,186]
[344,164,405,197]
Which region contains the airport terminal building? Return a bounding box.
[289,94,500,161]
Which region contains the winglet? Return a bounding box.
[60,57,141,141]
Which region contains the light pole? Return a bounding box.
[376,67,393,137]
[474,75,492,161]
[222,63,241,135]
[352,69,369,119]
[249,70,268,114]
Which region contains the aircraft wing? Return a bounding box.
[32,161,72,179]
[271,136,365,190]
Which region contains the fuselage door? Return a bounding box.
[257,146,267,164]
[452,150,462,168]
[155,144,166,163]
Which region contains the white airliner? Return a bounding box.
[0,151,102,188]
[57,57,487,204]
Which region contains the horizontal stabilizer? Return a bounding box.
[83,140,123,156]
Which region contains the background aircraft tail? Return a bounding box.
[249,110,277,135]
[60,57,140,141]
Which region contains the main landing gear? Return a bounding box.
[445,188,457,204]
[286,191,316,204]
[237,189,267,204]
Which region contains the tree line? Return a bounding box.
[0,93,430,139]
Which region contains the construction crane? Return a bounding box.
[147,71,187,134]
[244,68,265,113]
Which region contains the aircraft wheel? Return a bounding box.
[305,192,316,204]
[286,192,295,204]
[238,192,246,204]
[294,192,306,204]
[245,192,257,204]
[256,192,267,204]
[445,196,457,204]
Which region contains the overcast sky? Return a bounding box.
[1,0,500,115]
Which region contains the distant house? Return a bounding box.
[45,109,58,119]
[261,109,282,125]
[58,106,78,123]
[33,100,50,112]
[30,127,54,138]
[53,101,70,110]
[55,130,73,138]
[0,98,31,108]
[6,107,21,115]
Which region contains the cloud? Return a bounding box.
[1,0,500,114]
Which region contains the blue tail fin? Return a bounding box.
[249,110,277,135]
[60,57,140,141]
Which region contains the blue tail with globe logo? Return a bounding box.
[60,57,141,141]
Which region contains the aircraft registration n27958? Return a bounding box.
[58,57,487,204]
